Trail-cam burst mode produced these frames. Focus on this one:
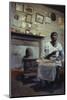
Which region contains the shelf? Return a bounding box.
[11,31,45,41]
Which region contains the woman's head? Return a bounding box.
[51,32,58,42]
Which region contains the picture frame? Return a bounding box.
[13,13,22,28]
[24,5,33,14]
[45,16,51,24]
[58,17,64,25]
[35,13,44,24]
[25,14,32,23]
[16,3,23,12]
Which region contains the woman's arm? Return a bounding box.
[44,51,57,59]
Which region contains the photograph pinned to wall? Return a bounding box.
[58,17,64,25]
[21,22,26,28]
[12,13,22,29]
[15,11,24,21]
[45,16,51,24]
[21,14,26,21]
[35,13,44,24]
[14,14,19,20]
[16,3,24,12]
[25,23,32,34]
[25,14,32,23]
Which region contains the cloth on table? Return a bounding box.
[37,62,57,81]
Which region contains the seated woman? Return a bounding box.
[37,32,64,88]
[44,32,64,80]
[44,32,64,61]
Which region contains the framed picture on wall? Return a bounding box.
[25,14,32,23]
[45,16,51,24]
[24,4,33,14]
[35,13,44,24]
[16,3,23,12]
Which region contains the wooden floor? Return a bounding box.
[10,69,65,98]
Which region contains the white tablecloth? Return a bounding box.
[37,62,57,81]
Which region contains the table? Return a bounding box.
[36,59,59,81]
